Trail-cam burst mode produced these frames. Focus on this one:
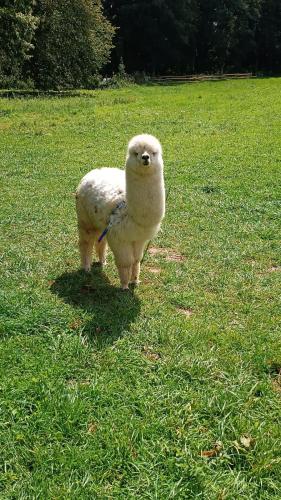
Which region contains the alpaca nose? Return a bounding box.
[142,154,150,161]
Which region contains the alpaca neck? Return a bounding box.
[125,168,165,228]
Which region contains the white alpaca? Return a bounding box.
[75,134,165,289]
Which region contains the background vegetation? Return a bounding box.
[1,78,281,497]
[1,0,281,89]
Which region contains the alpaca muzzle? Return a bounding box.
[142,153,150,166]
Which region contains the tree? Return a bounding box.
[104,0,199,74]
[30,0,115,88]
[196,0,262,73]
[0,1,38,84]
[257,0,281,72]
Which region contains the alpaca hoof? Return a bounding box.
[84,265,91,273]
[121,285,130,291]
[130,280,140,286]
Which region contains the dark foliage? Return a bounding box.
[0,0,280,89]
[104,0,281,75]
[195,0,262,73]
[104,0,199,74]
[257,0,281,72]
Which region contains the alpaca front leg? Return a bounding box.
[131,262,140,284]
[110,241,134,290]
[117,265,132,290]
[78,227,95,272]
[131,241,147,285]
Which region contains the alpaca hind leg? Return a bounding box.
[78,227,96,272]
[95,237,108,266]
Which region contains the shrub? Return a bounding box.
[30,0,115,89]
[0,2,38,85]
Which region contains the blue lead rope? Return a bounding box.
[98,227,109,243]
[98,200,126,243]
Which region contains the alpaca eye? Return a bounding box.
[134,152,138,157]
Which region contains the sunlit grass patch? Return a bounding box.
[0,78,281,498]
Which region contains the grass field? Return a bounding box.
[1,78,281,498]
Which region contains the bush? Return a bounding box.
[0,74,35,90]
[29,0,115,89]
[0,2,38,84]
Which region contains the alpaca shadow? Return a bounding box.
[50,264,140,348]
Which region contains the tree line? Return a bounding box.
[1,0,280,89]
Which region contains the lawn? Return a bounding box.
[0,78,281,498]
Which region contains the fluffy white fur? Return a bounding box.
[75,134,165,289]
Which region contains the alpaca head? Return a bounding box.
[126,134,163,174]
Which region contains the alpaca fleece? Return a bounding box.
[76,134,165,289]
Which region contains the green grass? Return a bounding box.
[0,78,281,499]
